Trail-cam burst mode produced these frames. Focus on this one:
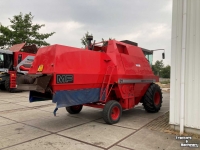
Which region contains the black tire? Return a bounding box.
[66,105,83,114]
[103,100,122,125]
[0,83,6,90]
[143,83,163,113]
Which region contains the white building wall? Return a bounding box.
[170,0,200,131]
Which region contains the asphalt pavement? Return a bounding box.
[0,90,199,150]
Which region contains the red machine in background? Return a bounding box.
[18,36,164,124]
[0,43,37,92]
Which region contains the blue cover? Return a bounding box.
[29,88,106,108]
[53,88,105,108]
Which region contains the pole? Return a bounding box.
[180,0,187,135]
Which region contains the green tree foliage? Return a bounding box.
[80,31,93,47]
[160,65,170,78]
[152,65,157,75]
[152,60,164,76]
[152,60,171,78]
[0,12,55,48]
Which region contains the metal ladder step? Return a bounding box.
[99,65,116,102]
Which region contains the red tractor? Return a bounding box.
[18,37,165,124]
[0,43,37,92]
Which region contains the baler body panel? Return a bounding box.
[24,40,159,109]
[28,45,113,106]
[29,44,113,90]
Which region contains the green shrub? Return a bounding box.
[160,80,170,84]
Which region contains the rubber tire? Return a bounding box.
[66,105,83,114]
[0,84,6,90]
[103,100,122,125]
[4,78,16,93]
[143,83,163,113]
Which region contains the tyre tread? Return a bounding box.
[103,100,122,124]
[143,83,163,113]
[66,105,83,114]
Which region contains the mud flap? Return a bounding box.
[29,75,53,102]
[33,75,52,92]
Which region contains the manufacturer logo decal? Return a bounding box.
[56,74,74,84]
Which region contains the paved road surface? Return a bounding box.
[0,90,199,150]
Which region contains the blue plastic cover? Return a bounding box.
[52,88,105,108]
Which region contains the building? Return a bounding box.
[170,0,200,134]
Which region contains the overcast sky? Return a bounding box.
[0,0,172,65]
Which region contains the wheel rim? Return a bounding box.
[72,105,81,111]
[154,92,160,105]
[111,106,120,120]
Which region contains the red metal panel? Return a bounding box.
[84,103,104,109]
[19,65,30,71]
[13,51,36,67]
[9,43,26,52]
[9,71,16,88]
[128,98,135,109]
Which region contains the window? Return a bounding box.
[0,53,13,69]
[0,53,4,68]
[0,54,3,61]
[145,53,153,67]
[18,54,22,64]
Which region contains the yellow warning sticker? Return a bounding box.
[37,65,43,72]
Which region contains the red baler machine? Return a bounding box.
[18,37,163,124]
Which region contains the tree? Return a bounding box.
[160,65,170,78]
[81,31,115,48]
[0,12,55,48]
[80,31,93,47]
[152,65,157,75]
[152,60,164,76]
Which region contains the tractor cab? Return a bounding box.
[0,43,38,73]
[0,43,38,92]
[84,37,164,67]
[118,40,165,67]
[119,40,165,67]
[141,48,165,67]
[0,50,14,91]
[141,48,154,66]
